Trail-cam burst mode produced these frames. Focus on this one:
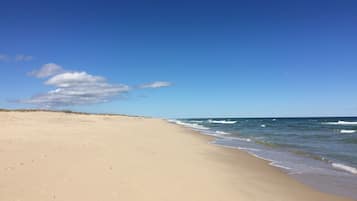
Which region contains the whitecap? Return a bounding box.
[324,121,357,125]
[215,131,230,135]
[261,124,266,128]
[332,163,357,175]
[208,119,237,124]
[189,120,203,123]
[340,129,356,134]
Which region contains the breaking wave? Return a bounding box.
[208,119,237,124]
[215,130,230,135]
[324,121,357,125]
[332,163,357,175]
[340,129,356,134]
[168,120,209,130]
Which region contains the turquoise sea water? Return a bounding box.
[169,117,357,199]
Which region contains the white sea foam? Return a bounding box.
[215,131,230,135]
[189,120,203,123]
[340,129,356,134]
[216,144,261,152]
[208,119,237,124]
[168,120,210,130]
[216,144,292,173]
[324,121,357,125]
[261,124,266,128]
[270,162,292,170]
[250,153,270,161]
[236,147,261,152]
[249,153,292,170]
[222,136,252,142]
[235,137,251,142]
[332,163,357,175]
[272,119,276,121]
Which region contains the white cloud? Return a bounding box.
[20,64,171,108]
[0,54,9,62]
[45,72,105,87]
[28,63,64,78]
[15,54,33,61]
[139,81,172,88]
[21,71,130,108]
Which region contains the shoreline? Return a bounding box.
[172,123,354,201]
[169,118,357,199]
[0,111,353,201]
[170,121,357,200]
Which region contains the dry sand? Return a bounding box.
[0,111,353,201]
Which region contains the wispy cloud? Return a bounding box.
[0,54,10,62]
[28,63,64,78]
[15,54,33,62]
[0,53,33,62]
[139,81,172,88]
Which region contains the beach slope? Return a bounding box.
[0,111,352,201]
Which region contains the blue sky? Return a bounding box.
[1,0,357,118]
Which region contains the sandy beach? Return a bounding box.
[0,111,353,201]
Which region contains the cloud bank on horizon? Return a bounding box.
[20,63,171,108]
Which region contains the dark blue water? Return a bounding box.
[169,117,357,199]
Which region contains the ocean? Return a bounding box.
[169,117,357,199]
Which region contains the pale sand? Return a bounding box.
[0,111,353,201]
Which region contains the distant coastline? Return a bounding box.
[0,108,144,117]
